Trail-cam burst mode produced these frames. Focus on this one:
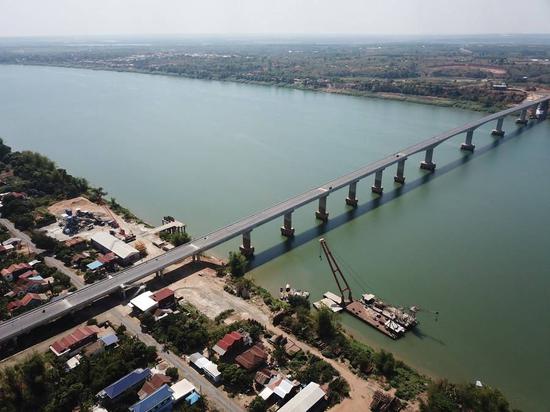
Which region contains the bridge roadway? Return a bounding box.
[0,96,548,344]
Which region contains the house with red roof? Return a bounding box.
[7,293,47,315]
[235,343,268,371]
[137,373,172,400]
[212,331,244,357]
[50,326,100,357]
[1,262,32,282]
[151,288,175,309]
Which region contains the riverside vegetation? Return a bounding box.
[2,36,550,112]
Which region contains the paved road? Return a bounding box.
[0,217,85,288]
[0,218,43,254]
[0,96,548,344]
[109,309,244,412]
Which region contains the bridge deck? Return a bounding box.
[0,96,548,343]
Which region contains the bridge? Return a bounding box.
[0,97,548,344]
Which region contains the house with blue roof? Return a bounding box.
[129,384,174,412]
[97,368,151,400]
[100,334,119,348]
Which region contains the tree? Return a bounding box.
[31,231,58,251]
[227,251,247,277]
[315,306,336,340]
[0,137,11,160]
[248,396,268,412]
[219,363,251,393]
[375,350,396,378]
[165,367,179,381]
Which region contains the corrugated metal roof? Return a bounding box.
[91,232,139,260]
[99,368,151,399]
[129,384,173,412]
[278,382,325,412]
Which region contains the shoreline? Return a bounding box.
[0,62,514,113]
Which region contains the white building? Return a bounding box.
[278,382,326,412]
[91,232,139,264]
[129,291,158,313]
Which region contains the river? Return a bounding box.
[0,65,548,411]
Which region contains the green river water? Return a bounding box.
[0,65,548,411]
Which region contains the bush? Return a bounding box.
[165,367,179,381]
[227,251,248,277]
[248,396,268,412]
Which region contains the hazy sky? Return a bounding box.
[0,0,549,37]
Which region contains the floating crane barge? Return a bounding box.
[317,238,417,339]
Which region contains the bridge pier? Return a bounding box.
[315,195,329,222]
[345,181,358,207]
[461,130,476,151]
[280,212,295,237]
[539,101,549,120]
[371,170,384,194]
[239,231,255,257]
[394,159,406,184]
[420,147,436,171]
[516,109,528,125]
[491,118,505,137]
[155,269,164,277]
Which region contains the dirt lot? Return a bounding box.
[44,197,167,261]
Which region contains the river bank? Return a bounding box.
[0,62,524,113]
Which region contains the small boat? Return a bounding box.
[280,283,310,301]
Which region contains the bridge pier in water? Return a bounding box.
[239,230,255,257]
[371,170,384,194]
[420,147,436,171]
[539,101,549,120]
[461,129,476,151]
[345,181,358,207]
[315,195,329,222]
[280,212,295,237]
[491,118,505,137]
[394,158,406,184]
[516,109,528,125]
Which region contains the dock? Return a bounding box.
[345,300,398,339]
[313,297,343,313]
[320,290,405,339]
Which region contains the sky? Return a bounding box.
[0,0,549,38]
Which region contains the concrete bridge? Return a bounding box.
[0,96,548,344]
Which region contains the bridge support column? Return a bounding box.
[239,231,255,257]
[461,130,476,151]
[345,181,358,207]
[539,101,548,120]
[516,109,528,125]
[491,118,505,137]
[420,148,436,171]
[394,159,406,184]
[280,212,295,237]
[155,269,164,277]
[315,195,329,222]
[371,170,384,194]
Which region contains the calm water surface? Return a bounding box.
[0,65,549,411]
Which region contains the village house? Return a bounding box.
[235,343,268,371]
[1,262,32,282]
[49,325,100,357]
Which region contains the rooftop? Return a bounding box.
[130,384,173,412]
[151,288,174,303]
[129,291,158,313]
[50,326,100,356]
[171,379,196,402]
[91,232,139,260]
[98,368,151,399]
[278,382,326,412]
[235,343,268,370]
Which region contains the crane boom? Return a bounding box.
[319,238,353,304]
